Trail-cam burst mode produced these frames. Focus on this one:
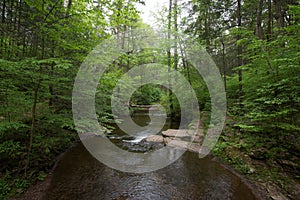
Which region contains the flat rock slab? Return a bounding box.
[145,134,202,144]
[193,135,203,143]
[144,127,204,153]
[145,135,164,143]
[132,104,162,111]
[162,128,204,136]
[145,135,202,153]
[162,129,195,138]
[165,138,201,153]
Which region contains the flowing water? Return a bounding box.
[45,109,261,200]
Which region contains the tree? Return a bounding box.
[0,0,143,196]
[237,0,243,107]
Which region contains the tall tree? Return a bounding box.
[237,0,243,107]
[255,0,263,39]
[167,0,174,117]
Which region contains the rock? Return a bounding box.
[249,167,255,174]
[144,127,204,153]
[17,188,23,193]
[145,135,164,143]
[193,135,203,143]
[165,138,189,148]
[188,143,201,153]
[162,129,194,138]
[267,183,289,200]
[165,139,201,153]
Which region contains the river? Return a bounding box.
[45,108,261,200]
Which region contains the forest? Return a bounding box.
[0,0,299,199]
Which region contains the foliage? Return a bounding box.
[0,0,143,198]
[132,85,163,105]
[0,0,299,198]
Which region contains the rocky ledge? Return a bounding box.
[144,124,204,153]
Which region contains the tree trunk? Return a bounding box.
[121,25,127,71]
[204,8,210,52]
[168,0,173,118]
[66,0,72,17]
[2,0,5,23]
[256,0,263,39]
[25,79,42,176]
[49,47,55,107]
[274,0,285,28]
[221,40,227,92]
[267,0,272,41]
[174,0,178,71]
[179,41,192,85]
[237,0,243,107]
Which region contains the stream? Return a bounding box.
[45,108,261,200]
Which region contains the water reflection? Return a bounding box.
[45,110,259,199]
[46,144,259,200]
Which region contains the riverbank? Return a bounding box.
[12,140,267,200]
[7,136,81,200]
[0,120,78,200]
[8,143,298,200]
[9,172,52,200]
[212,117,300,200]
[7,111,299,200]
[143,112,299,199]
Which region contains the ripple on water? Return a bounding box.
[46,109,260,200]
[46,143,260,200]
